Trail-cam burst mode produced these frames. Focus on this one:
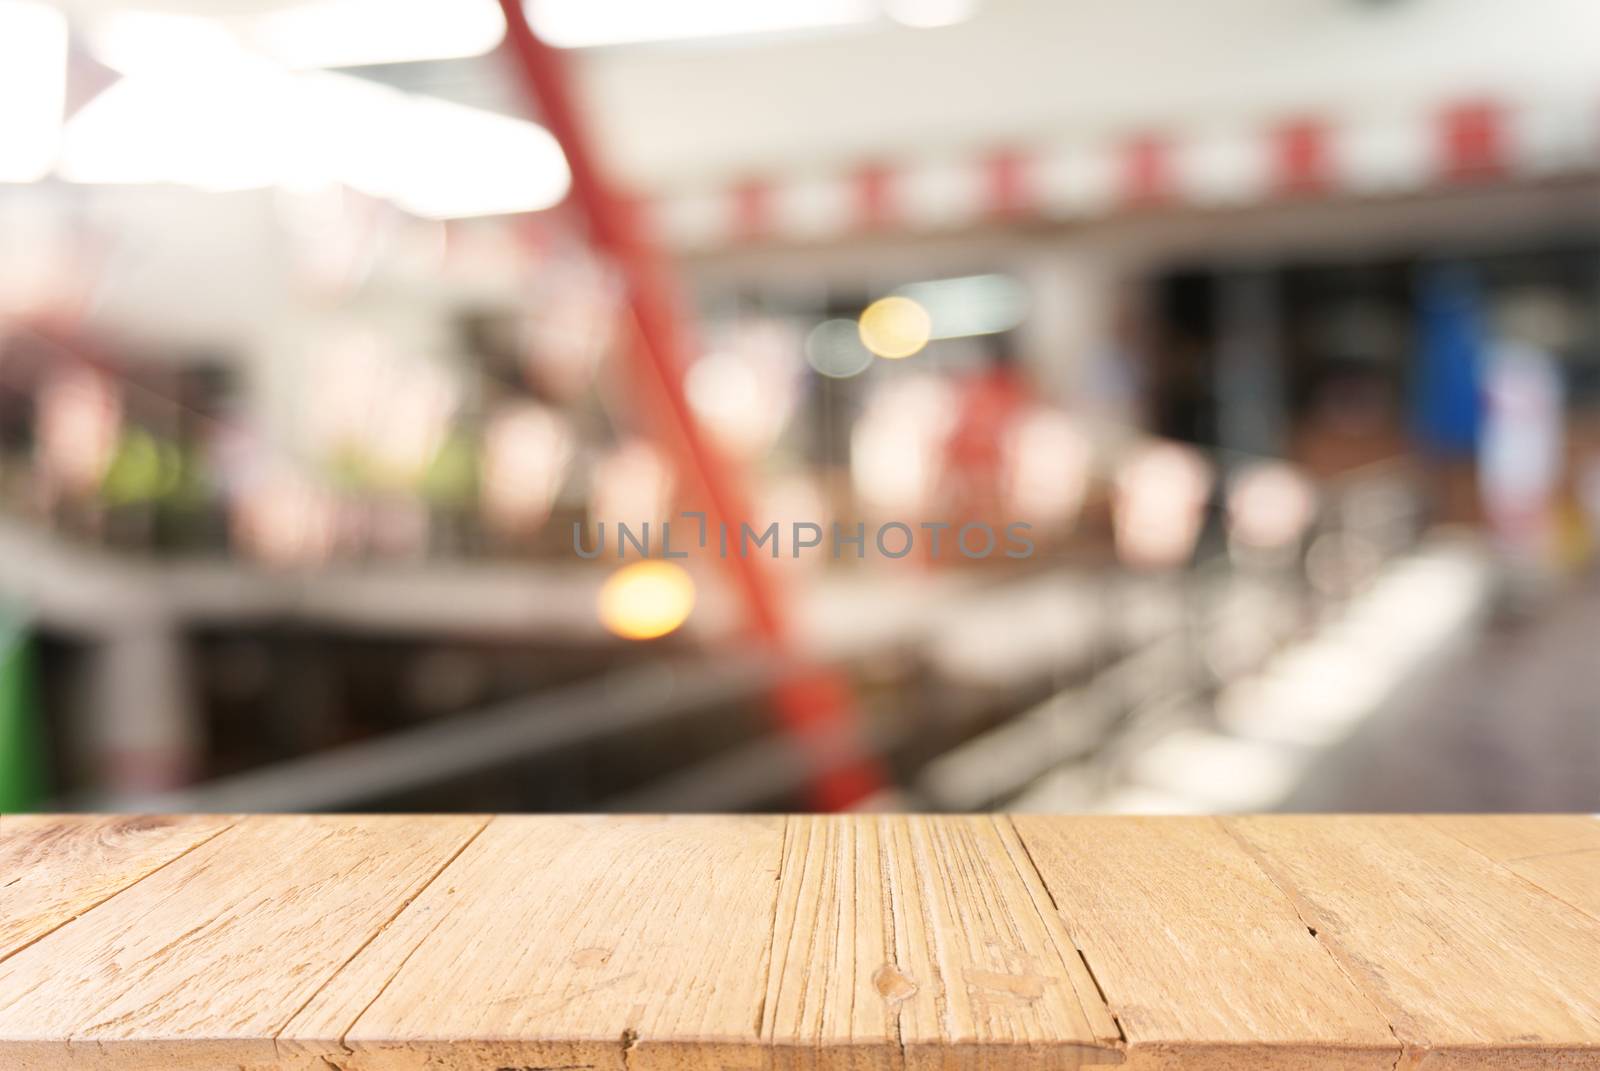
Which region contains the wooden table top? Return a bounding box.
[0,814,1597,1070]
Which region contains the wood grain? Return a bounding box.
[1012,815,1399,1070]
[2,815,1599,1070]
[1424,814,1600,924]
[0,814,485,1070]
[283,814,786,1071]
[761,815,1120,1071]
[1227,815,1600,1070]
[0,814,233,964]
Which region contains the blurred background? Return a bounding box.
[1,0,1598,815]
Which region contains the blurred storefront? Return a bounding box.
[1,0,1598,813]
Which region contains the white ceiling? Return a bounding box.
[44,0,1600,193]
[570,0,1600,189]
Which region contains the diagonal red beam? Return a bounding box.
[494,4,780,639]
[493,2,884,808]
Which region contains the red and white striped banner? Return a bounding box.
[649,96,1600,249]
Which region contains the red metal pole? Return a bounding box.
[494,1,884,808]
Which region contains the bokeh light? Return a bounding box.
[38,366,122,495]
[852,374,958,514]
[589,439,675,529]
[598,561,697,641]
[1228,461,1316,552]
[1004,407,1091,528]
[858,296,931,360]
[805,318,874,378]
[685,352,761,442]
[482,403,574,535]
[1113,441,1213,570]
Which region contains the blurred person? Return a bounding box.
[1413,266,1485,524]
[940,338,1031,534]
[1479,336,1565,575]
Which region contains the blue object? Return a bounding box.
[1413,265,1484,458]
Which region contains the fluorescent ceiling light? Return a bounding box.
[526,0,880,48]
[895,273,1029,339]
[61,65,571,217]
[526,0,981,47]
[344,93,573,219]
[88,0,505,74]
[86,11,243,76]
[60,62,295,191]
[240,0,506,70]
[73,2,556,216]
[0,0,68,183]
[884,0,978,29]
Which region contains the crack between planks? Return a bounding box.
[999,816,1126,1047]
[1216,819,1406,1071]
[877,818,908,1071]
[752,814,791,1040]
[619,1026,639,1071]
[906,817,953,1047]
[799,826,829,1055]
[841,820,856,1061]
[1421,819,1600,928]
[0,815,239,973]
[272,814,495,1059]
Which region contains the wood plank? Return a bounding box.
[890,815,1121,1065]
[1012,815,1399,1070]
[280,814,786,1071]
[0,813,485,1070]
[1424,814,1600,923]
[1227,815,1600,1070]
[2,815,1599,1070]
[0,814,234,964]
[760,815,1119,1071]
[760,814,897,1071]
[1422,814,1600,862]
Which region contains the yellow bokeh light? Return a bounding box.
[597,560,696,641]
[858,296,931,359]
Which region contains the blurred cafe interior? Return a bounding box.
[2,0,1599,815]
